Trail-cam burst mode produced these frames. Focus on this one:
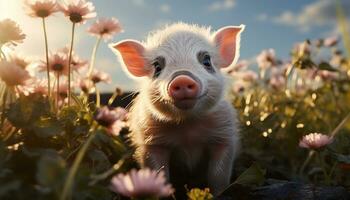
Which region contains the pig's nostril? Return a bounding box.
[187,84,194,89]
[174,86,180,90]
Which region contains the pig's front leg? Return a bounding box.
[207,143,236,195]
[139,145,171,179]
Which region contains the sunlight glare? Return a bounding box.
[0,0,22,20]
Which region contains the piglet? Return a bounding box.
[110,22,245,195]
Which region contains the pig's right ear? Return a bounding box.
[109,40,151,77]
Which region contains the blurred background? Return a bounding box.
[1,0,349,92]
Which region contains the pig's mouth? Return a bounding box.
[172,90,208,110]
[173,99,197,110]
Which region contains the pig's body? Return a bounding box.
[110,22,245,195]
[129,93,239,193]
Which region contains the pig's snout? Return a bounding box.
[168,75,200,110]
[169,75,199,99]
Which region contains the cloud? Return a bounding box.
[256,13,268,22]
[160,4,171,13]
[131,0,170,14]
[208,0,236,12]
[272,0,350,33]
[132,0,144,6]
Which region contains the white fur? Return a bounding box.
[110,22,244,195]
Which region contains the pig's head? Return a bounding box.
[110,23,245,122]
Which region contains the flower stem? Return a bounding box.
[108,91,118,106]
[0,47,7,61]
[330,112,350,137]
[42,17,51,98]
[0,88,8,129]
[316,151,330,185]
[259,69,266,80]
[67,23,76,106]
[329,162,337,179]
[95,84,100,107]
[56,74,60,109]
[299,150,315,175]
[89,154,129,186]
[60,129,96,200]
[87,37,102,78]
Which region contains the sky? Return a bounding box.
[0,0,349,91]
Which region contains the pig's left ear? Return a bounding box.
[213,24,245,68]
[109,40,151,78]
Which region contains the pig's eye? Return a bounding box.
[198,51,215,73]
[152,56,165,78]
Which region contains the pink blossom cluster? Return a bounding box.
[229,36,345,95]
[0,0,123,101]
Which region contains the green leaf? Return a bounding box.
[0,180,21,197]
[332,152,350,164]
[233,163,266,186]
[59,106,80,123]
[6,94,51,128]
[88,149,111,172]
[318,62,337,72]
[0,142,10,168]
[36,153,66,189]
[294,57,315,69]
[33,118,64,138]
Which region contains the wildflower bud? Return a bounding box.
[115,87,123,96]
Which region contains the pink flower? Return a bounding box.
[257,49,277,69]
[24,0,58,18]
[227,60,248,75]
[8,53,36,76]
[87,18,123,41]
[317,70,338,81]
[59,0,96,24]
[299,133,333,150]
[32,79,49,95]
[58,46,89,71]
[79,77,94,93]
[94,106,128,136]
[39,52,69,76]
[8,53,31,69]
[54,81,69,105]
[16,78,50,97]
[323,36,338,47]
[240,70,258,82]
[90,70,111,84]
[71,55,89,71]
[52,81,70,106]
[110,168,174,198]
[232,80,246,94]
[305,68,318,80]
[269,75,286,90]
[110,120,127,137]
[0,19,26,46]
[0,61,31,86]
